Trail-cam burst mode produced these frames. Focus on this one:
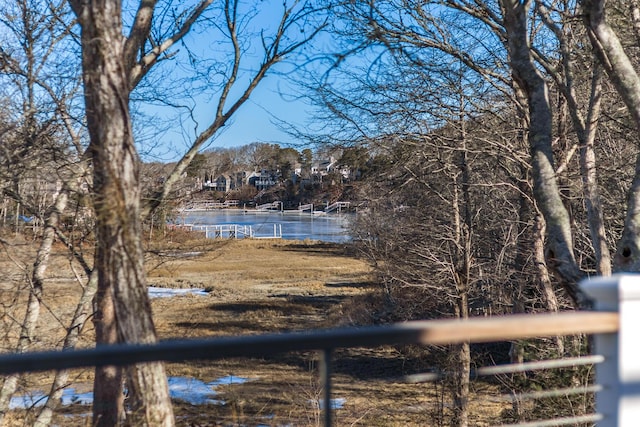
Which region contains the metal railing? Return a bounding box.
[173,223,283,239]
[0,274,634,426]
[0,311,618,426]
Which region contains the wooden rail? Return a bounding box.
[0,311,617,376]
[412,311,619,344]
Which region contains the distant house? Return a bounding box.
[212,175,231,192]
[336,164,353,181]
[249,169,278,190]
[311,156,337,176]
[291,166,302,185]
[203,171,252,192]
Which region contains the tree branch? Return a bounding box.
[128,0,213,90]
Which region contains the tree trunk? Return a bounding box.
[451,301,470,427]
[449,176,470,427]
[71,2,174,425]
[92,281,124,427]
[583,0,640,272]
[533,212,564,354]
[0,189,69,423]
[501,0,583,303]
[450,117,471,427]
[35,273,98,427]
[579,66,611,276]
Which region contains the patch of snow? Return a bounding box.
[208,375,249,386]
[168,377,223,405]
[10,393,43,409]
[148,286,209,298]
[315,397,346,410]
[10,388,92,409]
[61,390,93,406]
[9,375,251,409]
[157,251,204,258]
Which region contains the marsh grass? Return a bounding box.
[0,235,508,425]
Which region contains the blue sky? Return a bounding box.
[210,74,311,149]
[140,72,315,163]
[136,1,326,162]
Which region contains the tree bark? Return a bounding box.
[450,177,470,427]
[0,189,69,423]
[35,274,98,427]
[92,280,124,427]
[580,66,611,276]
[583,0,640,272]
[70,1,174,425]
[450,117,471,427]
[501,0,583,302]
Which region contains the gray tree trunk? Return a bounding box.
[583,0,640,272]
[579,67,611,276]
[35,273,98,427]
[501,0,583,302]
[0,189,69,423]
[450,116,472,427]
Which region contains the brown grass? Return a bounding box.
[0,235,508,426]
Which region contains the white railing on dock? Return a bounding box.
[191,224,254,239]
[181,200,240,211]
[177,223,283,239]
[256,201,282,211]
[253,223,282,239]
[298,203,313,212]
[324,201,350,213]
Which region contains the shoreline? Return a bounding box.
[179,207,331,216]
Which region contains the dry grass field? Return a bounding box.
[0,233,508,426]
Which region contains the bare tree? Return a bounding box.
[65,1,327,425]
[309,0,618,422]
[319,51,520,423]
[583,0,640,271]
[0,1,327,425]
[322,0,616,306]
[0,3,92,425]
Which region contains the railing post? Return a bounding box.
[581,274,640,427]
[320,348,333,427]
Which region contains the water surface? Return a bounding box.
[180,210,352,243]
